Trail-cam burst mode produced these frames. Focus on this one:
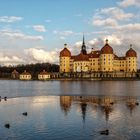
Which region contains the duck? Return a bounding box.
[4,123,10,129]
[4,97,7,101]
[110,102,114,105]
[135,102,139,106]
[100,129,109,135]
[22,112,28,116]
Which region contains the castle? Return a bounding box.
[59,36,137,74]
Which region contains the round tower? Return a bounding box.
[126,44,137,72]
[59,44,71,73]
[100,39,114,72]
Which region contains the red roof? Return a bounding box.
[114,55,126,60]
[101,39,113,54]
[12,69,19,74]
[39,70,49,75]
[60,47,71,57]
[126,48,137,57]
[74,53,89,61]
[21,70,31,75]
[71,55,77,59]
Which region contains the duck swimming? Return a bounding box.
[100,129,109,135]
[4,123,10,129]
[22,112,28,116]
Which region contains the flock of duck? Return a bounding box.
[1,96,139,136]
[0,96,28,129]
[1,96,109,136]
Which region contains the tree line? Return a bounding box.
[0,63,59,79]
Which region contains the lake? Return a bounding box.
[1,80,140,97]
[0,96,140,140]
[0,80,140,140]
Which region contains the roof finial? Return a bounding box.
[130,44,132,48]
[64,43,67,48]
[105,39,108,44]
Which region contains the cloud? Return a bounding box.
[0,29,44,41]
[24,48,59,63]
[53,30,74,36]
[104,35,122,46]
[100,7,134,20]
[74,41,82,48]
[92,7,134,27]
[0,16,23,23]
[115,23,140,31]
[33,25,46,32]
[60,36,66,40]
[0,53,24,66]
[118,0,140,7]
[92,18,118,27]
[88,38,103,48]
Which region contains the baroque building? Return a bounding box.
[19,70,32,80]
[38,70,50,80]
[59,36,137,73]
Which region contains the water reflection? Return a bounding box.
[60,96,139,122]
[0,96,139,140]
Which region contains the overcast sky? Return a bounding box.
[0,0,140,66]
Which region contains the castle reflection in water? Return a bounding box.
[60,96,139,121]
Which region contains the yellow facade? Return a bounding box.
[100,54,114,72]
[38,75,50,80]
[60,39,137,73]
[126,57,137,72]
[38,70,50,80]
[73,61,89,72]
[20,75,31,80]
[60,56,71,73]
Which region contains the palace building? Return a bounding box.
[59,36,137,73]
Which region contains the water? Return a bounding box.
[0,80,140,140]
[0,96,140,140]
[0,80,140,97]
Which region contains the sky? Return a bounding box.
[0,0,140,66]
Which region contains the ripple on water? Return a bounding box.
[0,96,139,140]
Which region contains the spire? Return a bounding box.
[81,34,87,55]
[130,44,132,48]
[82,33,85,45]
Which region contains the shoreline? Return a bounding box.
[0,77,140,81]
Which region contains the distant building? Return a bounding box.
[19,70,32,80]
[38,70,50,80]
[11,69,19,79]
[59,36,137,73]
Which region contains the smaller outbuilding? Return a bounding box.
[11,69,19,79]
[38,70,50,80]
[19,70,32,80]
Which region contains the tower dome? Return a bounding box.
[60,44,71,57]
[101,39,113,54]
[126,45,137,57]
